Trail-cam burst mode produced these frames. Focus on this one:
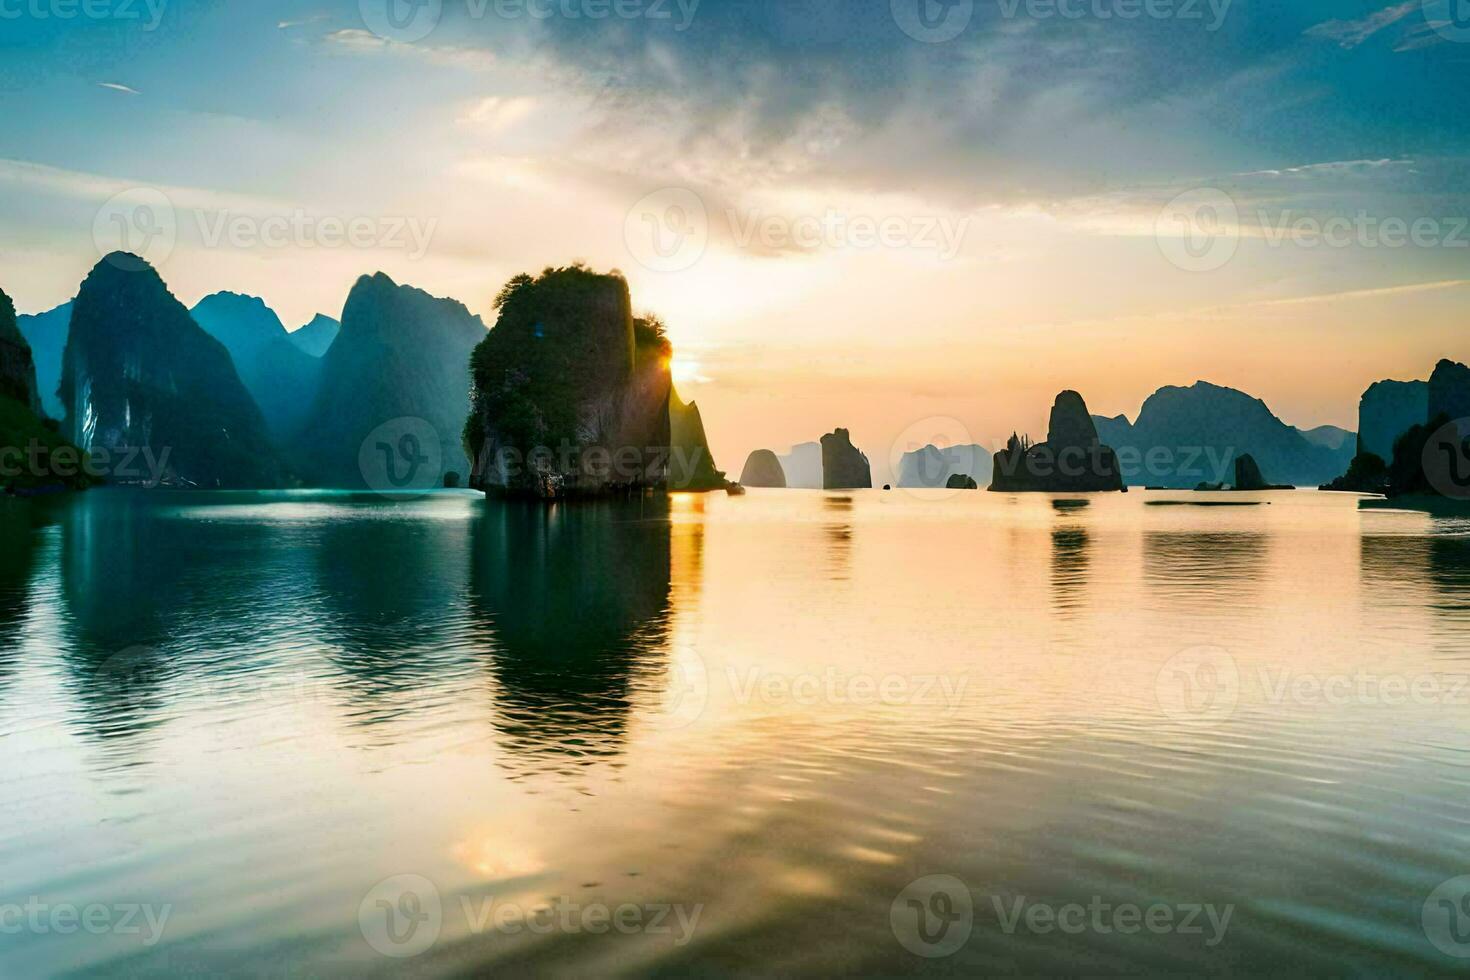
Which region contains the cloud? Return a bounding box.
[321,28,497,69]
[1304,1,1419,49]
[97,82,140,95]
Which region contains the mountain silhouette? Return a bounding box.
[821,428,872,489]
[669,384,726,491]
[1093,381,1352,488]
[190,292,322,441]
[58,254,280,488]
[777,441,823,489]
[993,390,1124,492]
[288,313,340,358]
[739,449,786,488]
[298,272,486,487]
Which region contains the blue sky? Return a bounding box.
[2,0,1469,475]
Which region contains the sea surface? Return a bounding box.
[4,487,1470,976]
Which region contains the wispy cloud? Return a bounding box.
[97,82,140,95]
[321,28,496,70]
[1304,1,1419,49]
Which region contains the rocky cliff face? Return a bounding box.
[1428,359,1470,437]
[0,289,40,415]
[1357,378,1428,462]
[669,386,726,491]
[821,428,872,489]
[467,266,671,498]
[992,390,1124,492]
[739,450,786,488]
[15,301,70,420]
[289,314,340,358]
[300,273,486,488]
[898,443,992,488]
[1093,380,1351,488]
[58,255,281,488]
[191,292,322,441]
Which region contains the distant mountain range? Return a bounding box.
[190,292,322,441]
[1094,381,1354,488]
[16,301,72,420]
[898,443,992,488]
[777,442,823,489]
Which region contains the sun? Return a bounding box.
[670,355,703,385]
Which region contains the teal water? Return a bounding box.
[4,488,1470,975]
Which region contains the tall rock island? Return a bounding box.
[466,266,672,498]
[299,272,486,487]
[0,286,89,492]
[821,428,872,489]
[669,384,727,490]
[59,254,280,488]
[991,390,1124,492]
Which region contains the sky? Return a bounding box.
[2,0,1469,483]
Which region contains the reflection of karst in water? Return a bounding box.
[313,506,479,729]
[822,495,855,578]
[468,498,674,779]
[1049,500,1091,615]
[0,501,48,694]
[1143,531,1267,609]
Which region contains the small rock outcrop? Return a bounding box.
[1232,453,1291,490]
[991,390,1124,492]
[60,254,281,488]
[945,473,978,490]
[467,266,671,498]
[739,450,786,488]
[821,428,872,489]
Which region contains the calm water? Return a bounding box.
[4,488,1470,976]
